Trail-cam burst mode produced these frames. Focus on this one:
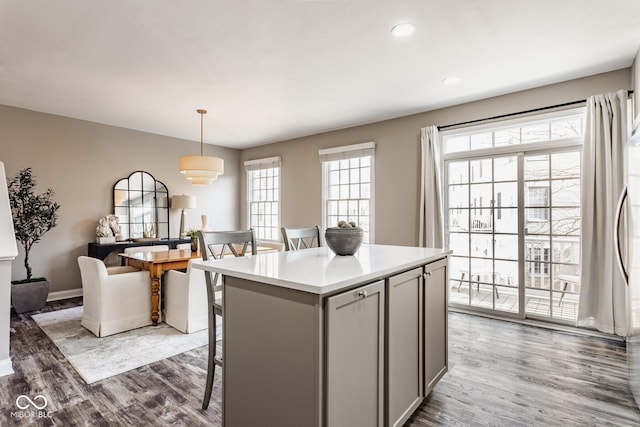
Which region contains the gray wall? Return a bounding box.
[0,106,240,293]
[240,69,632,247]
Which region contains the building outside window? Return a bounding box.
[245,157,281,241]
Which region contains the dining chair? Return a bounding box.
[198,229,257,410]
[176,243,192,251]
[164,257,207,333]
[78,256,152,337]
[123,245,170,255]
[281,225,322,251]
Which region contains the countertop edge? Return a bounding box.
[193,247,452,295]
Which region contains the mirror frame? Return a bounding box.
[113,171,170,240]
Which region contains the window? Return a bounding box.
[443,108,583,323]
[320,142,375,243]
[527,186,549,221]
[245,157,281,241]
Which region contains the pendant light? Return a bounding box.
[179,109,224,186]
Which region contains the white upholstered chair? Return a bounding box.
[78,256,152,337]
[123,245,169,255]
[164,258,208,333]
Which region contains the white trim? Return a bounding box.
[443,137,583,161]
[318,141,375,157]
[47,288,82,302]
[244,156,281,171]
[0,358,14,377]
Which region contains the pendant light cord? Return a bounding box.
[197,109,207,156]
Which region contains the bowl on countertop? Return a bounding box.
[324,227,364,256]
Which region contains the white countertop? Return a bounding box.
[192,244,452,295]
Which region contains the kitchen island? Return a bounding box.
[193,244,452,427]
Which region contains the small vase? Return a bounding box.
[190,237,198,252]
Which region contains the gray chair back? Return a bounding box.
[281,226,322,251]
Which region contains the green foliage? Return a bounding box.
[186,229,199,238]
[7,168,61,281]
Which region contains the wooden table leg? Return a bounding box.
[150,265,163,326]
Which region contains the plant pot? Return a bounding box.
[324,227,364,256]
[11,279,50,314]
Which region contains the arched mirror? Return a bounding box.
[113,171,169,240]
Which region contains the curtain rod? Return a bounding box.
[437,89,634,131]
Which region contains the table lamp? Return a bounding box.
[171,195,196,238]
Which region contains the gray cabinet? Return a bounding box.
[326,280,385,427]
[424,257,448,393]
[386,267,424,427]
[208,248,450,427]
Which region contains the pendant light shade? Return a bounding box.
[179,109,224,186]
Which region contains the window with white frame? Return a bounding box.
[320,142,375,243]
[526,185,550,221]
[245,157,281,241]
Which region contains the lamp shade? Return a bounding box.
[178,155,224,176]
[171,195,196,210]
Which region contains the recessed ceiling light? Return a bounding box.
[442,76,460,85]
[391,23,415,37]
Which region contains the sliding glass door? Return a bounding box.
[524,151,581,321]
[447,154,520,314]
[445,147,581,323]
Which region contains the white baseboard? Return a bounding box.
[47,288,82,302]
[0,358,14,378]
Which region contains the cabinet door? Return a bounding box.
[326,280,385,427]
[424,257,448,394]
[387,267,424,427]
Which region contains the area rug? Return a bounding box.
[32,306,215,384]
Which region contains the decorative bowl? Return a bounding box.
[324,227,364,256]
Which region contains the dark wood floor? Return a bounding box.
[1,298,639,426]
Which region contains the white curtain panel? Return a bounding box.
[578,89,628,336]
[419,126,443,248]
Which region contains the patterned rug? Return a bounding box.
[32,306,212,384]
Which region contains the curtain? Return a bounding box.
[578,89,628,336]
[419,126,443,248]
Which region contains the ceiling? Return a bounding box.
[1,1,640,149]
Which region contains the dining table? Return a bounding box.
[119,245,278,325]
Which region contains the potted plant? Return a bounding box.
[7,168,61,313]
[186,229,199,252]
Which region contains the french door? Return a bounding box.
[445,148,581,324]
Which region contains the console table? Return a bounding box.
[87,238,191,260]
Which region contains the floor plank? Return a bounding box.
[1,298,638,426]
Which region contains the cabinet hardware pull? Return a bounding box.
[358,290,368,298]
[425,271,432,277]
